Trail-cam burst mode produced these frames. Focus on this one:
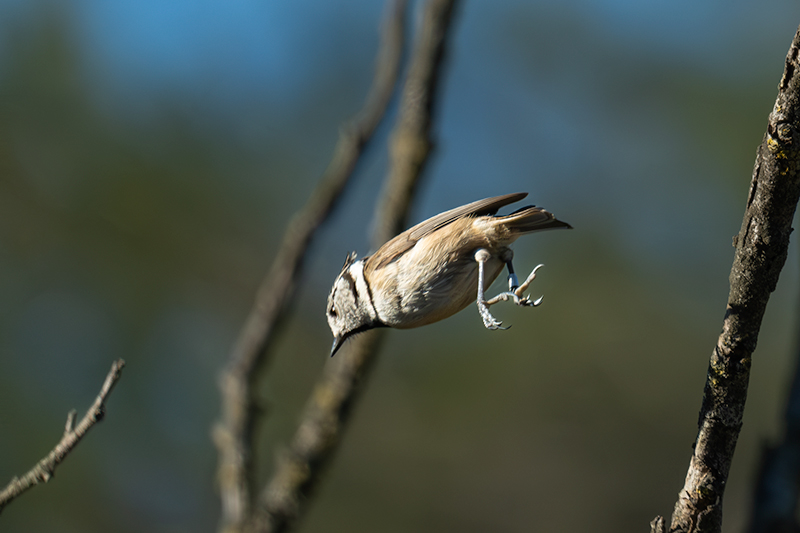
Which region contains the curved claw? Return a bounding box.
[478,300,509,330]
[486,320,510,331]
[516,264,544,294]
[494,291,543,308]
[515,296,543,307]
[482,313,507,330]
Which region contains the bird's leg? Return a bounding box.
[484,257,545,308]
[514,263,545,303]
[474,249,507,330]
[506,258,520,292]
[475,250,546,330]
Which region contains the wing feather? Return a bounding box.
[366,192,528,272]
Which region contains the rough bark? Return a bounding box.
[658,24,800,533]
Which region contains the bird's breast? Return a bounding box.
[370,238,507,329]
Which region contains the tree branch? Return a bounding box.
[213,2,408,532]
[0,359,125,514]
[657,24,800,533]
[252,1,460,532]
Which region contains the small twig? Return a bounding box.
[0,359,126,514]
[657,23,800,533]
[213,2,408,532]
[253,1,460,532]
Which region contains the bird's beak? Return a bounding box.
[330,336,344,357]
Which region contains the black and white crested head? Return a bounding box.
[326,252,382,356]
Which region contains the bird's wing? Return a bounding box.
[366,192,528,271]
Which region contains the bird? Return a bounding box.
[326,192,571,356]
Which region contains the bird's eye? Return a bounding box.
[329,305,337,317]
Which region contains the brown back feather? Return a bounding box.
[366,193,529,272]
[499,206,572,234]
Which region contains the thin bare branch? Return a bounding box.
[252,1,460,532]
[657,24,800,533]
[213,2,408,531]
[0,359,126,514]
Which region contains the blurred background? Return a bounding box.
[1,0,799,531]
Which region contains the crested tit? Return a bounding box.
[326,192,571,356]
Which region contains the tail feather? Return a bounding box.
[499,205,572,233]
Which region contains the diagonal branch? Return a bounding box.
[251,1,460,532]
[653,23,800,533]
[213,2,408,531]
[0,359,125,514]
